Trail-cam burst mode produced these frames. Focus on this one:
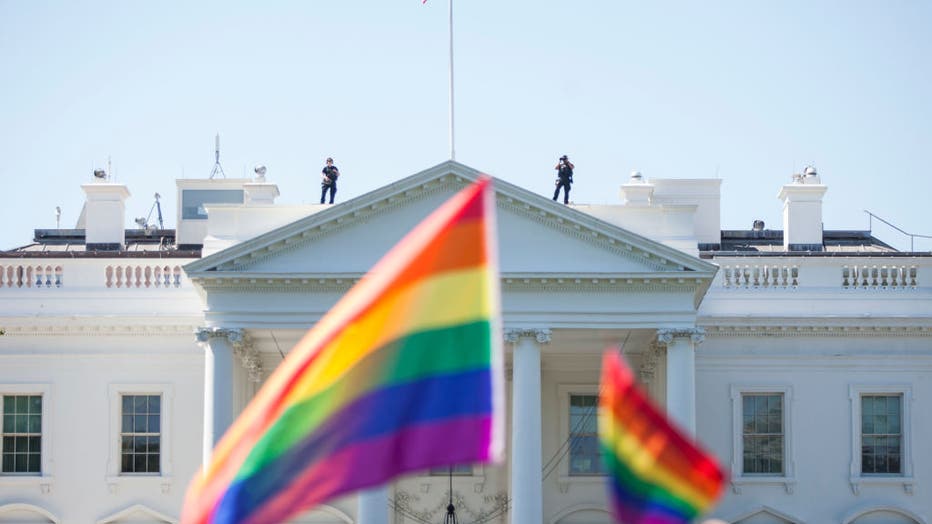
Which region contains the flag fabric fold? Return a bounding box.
[599,350,726,524]
[182,177,503,524]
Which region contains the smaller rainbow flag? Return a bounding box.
[598,350,725,524]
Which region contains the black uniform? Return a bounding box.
[321,164,339,204]
[553,163,573,204]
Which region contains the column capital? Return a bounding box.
[656,327,705,346]
[504,328,552,345]
[195,326,245,344]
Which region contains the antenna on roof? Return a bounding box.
[209,133,227,179]
[55,206,61,229]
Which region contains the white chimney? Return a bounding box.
[244,165,280,205]
[620,171,654,206]
[81,175,130,251]
[777,166,826,251]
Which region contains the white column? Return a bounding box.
[196,327,243,468]
[357,486,389,524]
[505,328,550,524]
[657,328,704,435]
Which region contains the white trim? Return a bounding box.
[0,503,61,523]
[555,384,604,493]
[0,383,53,493]
[841,504,927,524]
[106,383,174,494]
[726,504,805,524]
[729,385,796,494]
[848,384,915,495]
[96,503,177,524]
[548,503,613,524]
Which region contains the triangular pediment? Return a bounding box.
[186,161,716,286]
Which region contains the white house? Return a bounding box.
[1,161,929,524]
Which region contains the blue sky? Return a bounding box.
[1,1,930,251]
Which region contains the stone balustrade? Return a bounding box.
[105,264,185,288]
[721,264,799,289]
[843,264,917,289]
[0,262,188,289]
[0,264,63,288]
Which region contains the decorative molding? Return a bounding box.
[393,488,508,524]
[234,340,264,383]
[704,325,932,337]
[638,341,663,381]
[195,327,244,344]
[196,328,264,381]
[0,324,200,337]
[656,327,705,346]
[188,274,709,294]
[504,328,552,344]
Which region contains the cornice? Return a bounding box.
[0,322,199,337]
[188,273,709,294]
[703,325,932,337]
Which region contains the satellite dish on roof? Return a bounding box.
[93,169,107,180]
[254,164,267,181]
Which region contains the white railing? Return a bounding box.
[105,264,185,288]
[842,265,917,289]
[721,264,799,289]
[0,264,63,288]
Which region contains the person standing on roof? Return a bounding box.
[552,155,574,204]
[320,157,340,204]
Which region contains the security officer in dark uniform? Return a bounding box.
[320,157,340,204]
[552,155,574,204]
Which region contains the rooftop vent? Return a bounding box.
[752,220,765,232]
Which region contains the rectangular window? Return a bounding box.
[569,394,604,475]
[742,393,784,475]
[861,394,902,475]
[120,394,161,474]
[1,395,42,474]
[181,189,244,219]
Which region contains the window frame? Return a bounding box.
[557,384,605,492]
[119,394,163,476]
[107,384,173,493]
[848,384,914,495]
[0,384,53,492]
[729,385,796,494]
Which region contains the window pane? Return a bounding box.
[134,454,147,472]
[2,414,12,432]
[122,396,133,412]
[149,396,161,412]
[147,454,160,473]
[122,415,133,433]
[149,415,160,433]
[27,414,41,433]
[122,453,133,473]
[134,415,147,433]
[2,396,12,412]
[861,394,903,475]
[134,396,147,413]
[15,396,27,412]
[742,393,784,475]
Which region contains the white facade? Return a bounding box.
[1,161,929,524]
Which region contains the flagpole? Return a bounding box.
[448,0,455,161]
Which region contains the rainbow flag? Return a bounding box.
[598,350,725,524]
[181,177,504,524]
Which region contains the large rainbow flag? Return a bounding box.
[599,350,725,524]
[181,177,504,524]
